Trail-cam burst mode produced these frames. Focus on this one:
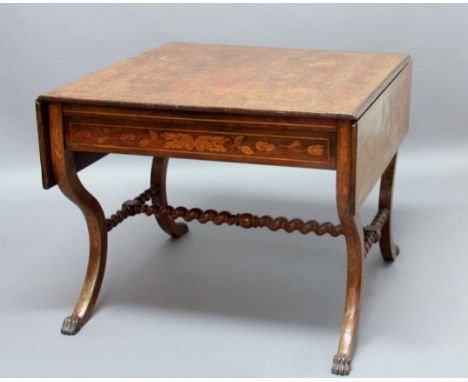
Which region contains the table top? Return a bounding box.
[39,42,410,120]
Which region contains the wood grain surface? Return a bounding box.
[38,42,409,120]
[355,63,411,207]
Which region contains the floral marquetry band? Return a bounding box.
[66,123,333,167]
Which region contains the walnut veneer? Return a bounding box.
[36,42,411,375]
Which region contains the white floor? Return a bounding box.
[1,145,467,377]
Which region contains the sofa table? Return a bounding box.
[36,42,411,375]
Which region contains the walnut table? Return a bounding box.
[36,42,411,375]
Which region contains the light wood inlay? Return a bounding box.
[66,122,334,168]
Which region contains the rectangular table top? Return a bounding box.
[39,42,410,120]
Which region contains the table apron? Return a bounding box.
[63,112,337,169]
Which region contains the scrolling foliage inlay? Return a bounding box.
[69,124,330,163]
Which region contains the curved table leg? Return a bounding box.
[332,121,365,375]
[150,157,188,238]
[49,103,107,335]
[332,215,364,375]
[378,154,400,261]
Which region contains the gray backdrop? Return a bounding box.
[1,4,467,377]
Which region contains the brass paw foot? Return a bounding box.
[331,353,352,376]
[61,315,83,335]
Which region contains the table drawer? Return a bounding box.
[63,104,337,169]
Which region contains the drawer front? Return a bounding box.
[64,105,337,169]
